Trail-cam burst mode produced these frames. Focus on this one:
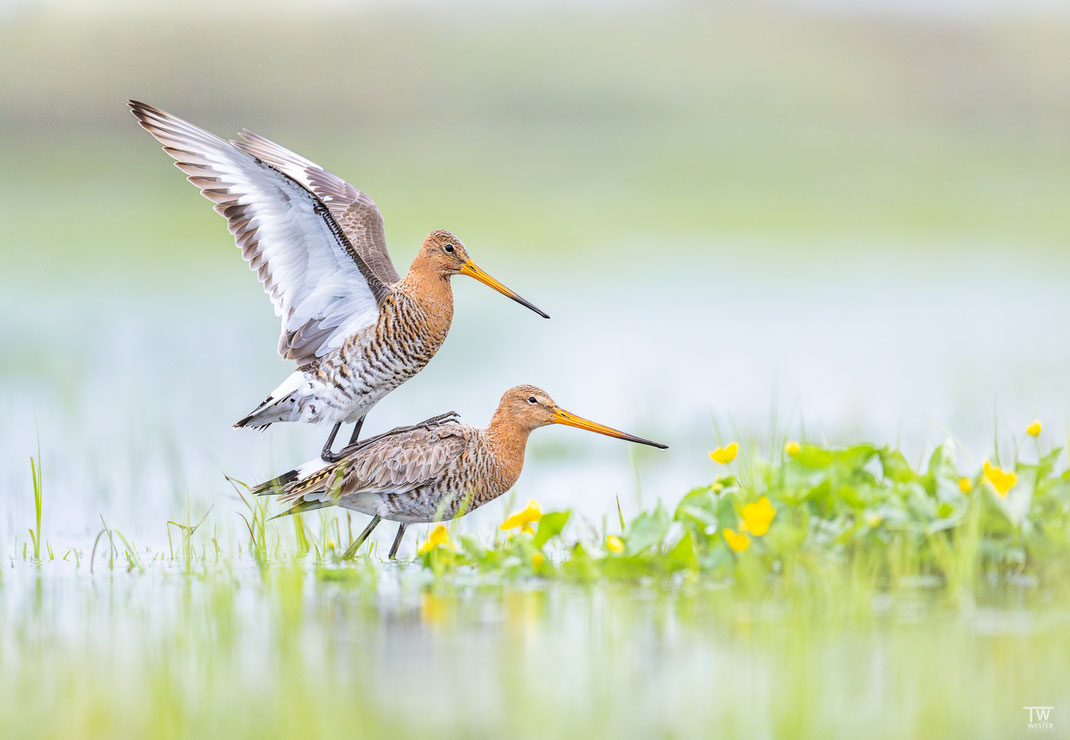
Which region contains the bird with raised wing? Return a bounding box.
[252,385,667,559]
[129,101,549,462]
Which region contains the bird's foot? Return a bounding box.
[333,411,461,459]
[414,410,461,427]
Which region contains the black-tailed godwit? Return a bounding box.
[253,385,667,558]
[129,101,548,462]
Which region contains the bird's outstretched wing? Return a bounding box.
[231,129,400,284]
[129,100,389,366]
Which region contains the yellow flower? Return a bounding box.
[784,441,800,457]
[532,552,545,567]
[499,499,543,534]
[866,514,882,528]
[723,527,750,552]
[982,460,1017,497]
[605,535,624,553]
[1027,420,1042,437]
[958,477,973,494]
[741,496,776,537]
[418,524,450,555]
[710,442,739,464]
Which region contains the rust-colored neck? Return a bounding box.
[484,408,535,492]
[398,251,455,330]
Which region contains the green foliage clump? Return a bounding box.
[417,440,1070,591]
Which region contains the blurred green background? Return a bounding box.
[4,0,1070,279]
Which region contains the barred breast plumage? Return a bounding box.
[243,286,454,428]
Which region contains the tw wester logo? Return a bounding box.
[1023,706,1054,732]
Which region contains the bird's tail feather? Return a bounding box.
[234,395,288,430]
[251,466,303,495]
[252,458,344,514]
[234,373,305,429]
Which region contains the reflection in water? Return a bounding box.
[0,560,1066,738]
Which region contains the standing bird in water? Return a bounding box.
[129,101,549,462]
[253,385,667,559]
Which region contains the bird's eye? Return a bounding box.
[528,396,537,404]
[444,244,455,253]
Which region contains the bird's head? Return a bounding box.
[419,230,549,318]
[493,385,668,448]
[420,229,470,274]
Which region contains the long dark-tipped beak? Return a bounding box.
[459,260,550,319]
[551,408,668,449]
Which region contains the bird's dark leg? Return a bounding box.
[336,412,460,458]
[388,524,407,560]
[372,411,459,438]
[320,422,342,463]
[321,416,367,463]
[341,514,381,560]
[347,416,366,446]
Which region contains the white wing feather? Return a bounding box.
[130,101,386,365]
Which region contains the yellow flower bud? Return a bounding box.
[418,525,450,555]
[741,496,776,537]
[723,527,750,552]
[710,442,739,464]
[605,535,625,553]
[982,460,1016,497]
[1027,420,1042,437]
[784,441,800,457]
[500,500,543,531]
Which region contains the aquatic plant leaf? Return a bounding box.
[879,449,916,483]
[533,511,570,548]
[667,531,698,571]
[673,485,719,530]
[625,504,670,555]
[927,440,957,477]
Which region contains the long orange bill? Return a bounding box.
[459,260,550,319]
[551,408,668,449]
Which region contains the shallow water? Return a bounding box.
[4,245,1068,552]
[1,557,1067,739]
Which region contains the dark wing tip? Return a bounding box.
[127,99,157,118]
[127,100,171,136]
[250,467,300,496]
